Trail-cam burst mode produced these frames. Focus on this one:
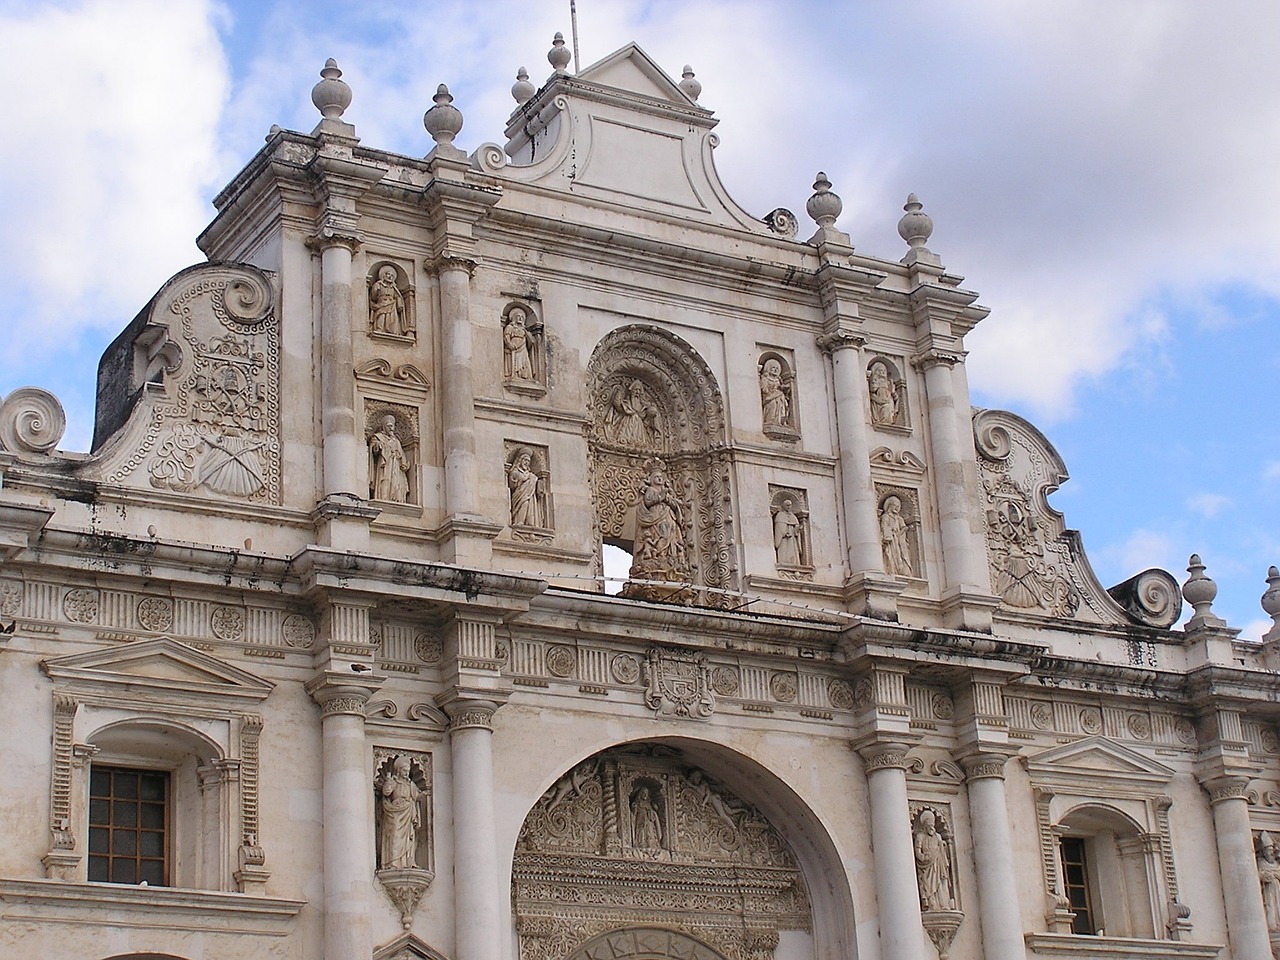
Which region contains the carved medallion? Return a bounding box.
[710,666,740,697]
[211,605,246,641]
[281,614,315,649]
[769,672,798,703]
[1126,712,1152,740]
[414,633,442,664]
[931,694,955,721]
[1079,707,1103,735]
[546,645,577,679]
[643,648,715,719]
[0,579,23,617]
[1029,701,1053,730]
[827,679,854,710]
[611,654,641,685]
[63,589,99,624]
[136,596,174,632]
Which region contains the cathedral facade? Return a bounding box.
[2,37,1279,960]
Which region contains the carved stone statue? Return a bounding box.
[1259,832,1280,932]
[508,446,546,528]
[773,498,803,567]
[631,787,663,851]
[880,496,913,577]
[370,414,411,503]
[378,756,422,869]
[759,357,790,427]
[604,379,661,448]
[369,265,409,337]
[868,360,899,427]
[503,306,535,380]
[629,461,688,584]
[914,808,955,911]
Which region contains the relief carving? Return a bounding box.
[374,749,434,929]
[1258,832,1280,934]
[769,486,811,578]
[366,405,418,505]
[867,357,908,431]
[622,459,691,599]
[506,442,552,540]
[368,261,415,340]
[983,471,1077,615]
[911,802,964,960]
[502,303,545,394]
[514,747,811,960]
[877,487,920,579]
[758,352,798,441]
[643,648,715,720]
[604,379,662,449]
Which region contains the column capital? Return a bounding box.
[306,227,363,254]
[1200,774,1251,806]
[306,672,383,718]
[958,750,1017,781]
[816,318,866,355]
[439,697,501,732]
[426,254,479,277]
[854,738,915,772]
[910,347,966,372]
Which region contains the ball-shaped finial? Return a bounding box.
[511,66,535,105]
[1182,553,1221,624]
[679,65,702,101]
[898,193,934,250]
[548,32,572,74]
[311,58,352,121]
[423,83,463,147]
[1262,565,1280,631]
[806,172,843,229]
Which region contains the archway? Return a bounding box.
[586,325,735,605]
[511,740,849,960]
[564,928,730,960]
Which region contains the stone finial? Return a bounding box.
[423,84,464,155]
[548,32,572,75]
[679,65,702,101]
[1262,565,1280,641]
[1182,554,1226,630]
[806,172,843,230]
[511,66,535,105]
[312,58,353,121]
[898,193,942,268]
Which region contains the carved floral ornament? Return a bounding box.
[513,746,811,960]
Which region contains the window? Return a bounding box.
[1058,836,1096,935]
[88,766,169,885]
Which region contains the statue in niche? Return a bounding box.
[759,357,790,428]
[773,498,803,567]
[503,306,536,380]
[880,495,914,577]
[370,414,411,503]
[629,460,689,584]
[631,787,664,851]
[508,446,547,528]
[1259,832,1280,931]
[913,808,955,911]
[377,756,423,869]
[868,360,899,427]
[604,379,661,448]
[369,265,410,337]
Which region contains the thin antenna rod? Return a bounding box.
[569,0,581,73]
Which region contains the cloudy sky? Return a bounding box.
[1,0,1276,634]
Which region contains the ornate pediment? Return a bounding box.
[576,43,705,109]
[1025,735,1175,794]
[373,933,451,960]
[42,636,273,705]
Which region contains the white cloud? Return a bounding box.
[1186,493,1232,519]
[1099,529,1181,582]
[1242,619,1276,644]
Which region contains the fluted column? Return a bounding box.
[860,743,929,960]
[1205,776,1271,959]
[445,701,503,960]
[961,754,1027,960]
[306,676,382,960]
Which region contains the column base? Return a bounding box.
[311,495,380,550]
[843,571,906,622]
[940,586,1001,633]
[435,514,503,567]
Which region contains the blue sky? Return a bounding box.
[1,0,1277,635]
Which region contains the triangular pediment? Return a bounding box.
[576,42,701,108]
[1025,735,1174,793]
[42,636,273,703]
[374,933,451,960]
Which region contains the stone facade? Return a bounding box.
[0,38,1277,960]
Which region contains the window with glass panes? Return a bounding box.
[88,766,168,885]
[1059,836,1096,935]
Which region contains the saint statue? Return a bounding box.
[632,787,663,851]
[503,306,535,380]
[370,414,411,503]
[629,461,688,584]
[880,496,913,577]
[1259,832,1280,931]
[868,361,899,427]
[369,266,409,337]
[604,379,661,448]
[773,498,803,566]
[759,357,790,427]
[378,756,422,870]
[508,447,546,528]
[913,809,954,911]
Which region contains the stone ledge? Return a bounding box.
[0,878,305,936]
[1025,933,1221,959]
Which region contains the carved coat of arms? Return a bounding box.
[643,648,714,719]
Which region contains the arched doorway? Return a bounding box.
[512,744,814,960]
[564,928,730,960]
[586,325,736,606]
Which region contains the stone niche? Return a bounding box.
[512,745,811,960]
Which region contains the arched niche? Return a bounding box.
[586,325,735,605]
[512,738,854,960]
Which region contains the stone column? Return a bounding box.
[437,257,480,521]
[445,701,503,960]
[1205,776,1271,959]
[860,743,929,960]
[307,677,380,960]
[318,235,362,504]
[961,754,1027,960]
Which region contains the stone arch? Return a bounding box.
[511,737,854,960]
[586,325,735,604]
[564,928,729,960]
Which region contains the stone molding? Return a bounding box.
[1202,775,1251,805]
